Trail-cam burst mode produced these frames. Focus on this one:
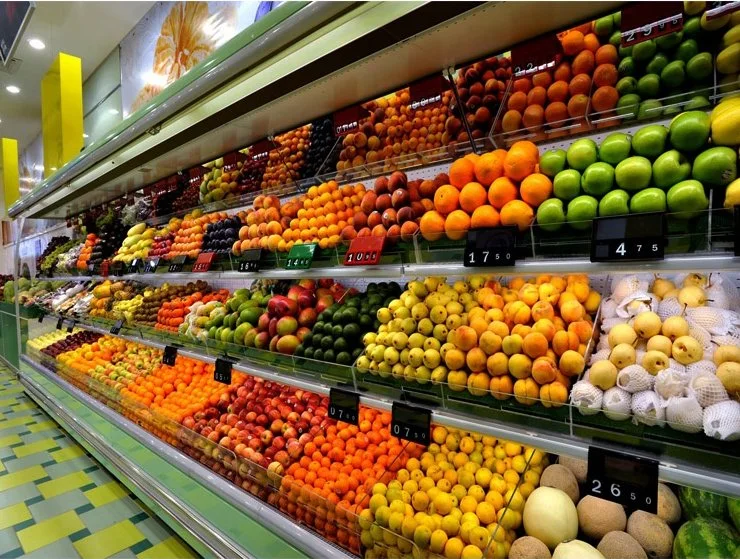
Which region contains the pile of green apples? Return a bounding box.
[536,110,737,230]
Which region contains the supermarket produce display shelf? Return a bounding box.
[33,311,740,498]
[17,355,355,559]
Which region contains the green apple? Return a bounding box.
[536,199,565,232]
[669,110,710,152]
[631,124,668,159]
[686,52,713,81]
[638,99,663,120]
[616,94,641,119]
[630,188,667,213]
[676,38,700,62]
[553,169,582,200]
[667,180,709,219]
[539,149,567,178]
[616,76,638,96]
[661,60,686,88]
[691,146,737,186]
[566,195,598,229]
[684,95,710,110]
[656,31,683,50]
[652,150,692,189]
[632,39,656,61]
[566,139,598,171]
[615,156,652,190]
[581,162,615,196]
[618,56,635,77]
[637,74,661,98]
[599,189,630,217]
[599,133,632,165]
[682,17,701,38]
[593,16,613,36]
[646,53,670,75]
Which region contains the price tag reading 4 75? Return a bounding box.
[328,388,360,426]
[391,402,431,446]
[285,243,316,270]
[464,227,517,267]
[587,447,658,513]
[591,213,665,262]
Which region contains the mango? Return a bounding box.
[717,43,740,74]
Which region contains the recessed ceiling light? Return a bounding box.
[28,38,45,50]
[108,108,119,115]
[6,85,20,94]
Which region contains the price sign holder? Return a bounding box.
[250,138,273,162]
[111,261,125,277]
[591,212,665,262]
[100,261,110,277]
[620,2,683,47]
[128,259,141,275]
[214,357,233,385]
[328,388,360,425]
[344,236,385,266]
[511,33,563,76]
[705,1,740,20]
[734,205,739,257]
[238,249,262,272]
[409,74,448,109]
[144,258,160,273]
[110,320,124,335]
[162,345,180,366]
[192,252,215,272]
[333,105,366,137]
[464,226,517,267]
[285,243,316,270]
[391,402,431,446]
[38,312,45,324]
[56,317,64,330]
[87,263,97,275]
[66,320,76,334]
[168,255,187,273]
[587,446,658,513]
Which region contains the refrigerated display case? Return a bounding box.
[5,1,740,558]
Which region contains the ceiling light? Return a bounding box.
[50,167,57,171]
[28,38,45,50]
[83,133,89,138]
[108,108,119,115]
[6,85,20,94]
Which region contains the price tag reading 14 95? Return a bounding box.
[285,243,316,270]
[587,446,658,513]
[391,402,431,446]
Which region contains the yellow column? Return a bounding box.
[41,52,83,178]
[0,138,20,216]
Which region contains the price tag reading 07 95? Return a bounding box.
[391,402,431,446]
[587,447,658,513]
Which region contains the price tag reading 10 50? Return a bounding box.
[328,388,360,426]
[391,402,431,446]
[587,447,658,513]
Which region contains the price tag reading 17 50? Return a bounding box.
[391,402,431,446]
[464,227,517,267]
[591,213,665,262]
[328,388,360,426]
[344,236,385,266]
[620,1,683,47]
[285,243,316,270]
[587,446,658,513]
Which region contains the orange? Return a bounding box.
[546,81,569,103]
[488,177,518,209]
[501,110,523,132]
[544,101,568,125]
[595,44,618,66]
[444,210,471,240]
[593,64,618,87]
[512,78,532,93]
[470,205,500,229]
[522,105,544,129]
[419,210,446,241]
[504,149,537,182]
[474,150,506,186]
[500,199,534,231]
[531,72,552,89]
[507,91,527,112]
[561,30,585,56]
[567,94,589,118]
[553,61,572,82]
[509,140,539,162]
[460,181,488,213]
[520,173,553,207]
[434,184,460,214]
[591,86,619,112]
[583,33,600,53]
[572,50,595,76]
[526,86,547,106]
[449,158,476,189]
[569,74,592,96]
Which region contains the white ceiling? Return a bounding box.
[0,1,153,150]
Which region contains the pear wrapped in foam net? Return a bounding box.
[602,386,632,421]
[597,336,610,351]
[601,297,619,319]
[657,297,685,321]
[665,395,704,433]
[706,281,730,309]
[631,390,666,427]
[686,360,717,377]
[616,293,657,319]
[611,276,649,300]
[570,381,603,415]
[654,369,689,399]
[689,372,729,408]
[589,349,611,365]
[617,365,654,393]
[601,318,628,333]
[685,307,740,336]
[712,328,740,348]
[703,400,740,441]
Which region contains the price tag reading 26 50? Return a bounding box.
[587,447,658,513]
[391,402,431,446]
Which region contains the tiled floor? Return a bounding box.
[0,365,200,559]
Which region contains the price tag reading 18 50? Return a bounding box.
[587,446,658,513]
[620,1,683,47]
[464,227,517,267]
[285,243,316,270]
[591,213,665,262]
[328,388,360,426]
[344,236,385,266]
[391,402,431,446]
[214,358,233,385]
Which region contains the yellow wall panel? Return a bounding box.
[0,138,20,216]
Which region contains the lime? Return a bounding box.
[637,74,661,98]
[616,76,638,96]
[661,60,686,88]
[676,39,699,62]
[632,39,656,61]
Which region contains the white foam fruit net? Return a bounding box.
[631,390,666,427]
[665,395,703,433]
[602,297,619,319]
[612,276,649,300]
[597,336,610,351]
[602,386,632,421]
[617,365,655,393]
[654,369,688,399]
[589,349,611,365]
[689,372,729,408]
[706,282,730,309]
[686,360,717,377]
[571,381,603,416]
[669,359,687,374]
[658,298,685,321]
[601,318,628,333]
[712,328,740,347]
[703,400,740,441]
[616,293,656,319]
[686,307,740,336]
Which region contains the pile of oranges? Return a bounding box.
[155,290,229,333]
[169,210,229,259]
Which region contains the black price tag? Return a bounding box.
[238,249,262,273]
[511,33,563,76]
[587,447,658,513]
[168,255,187,273]
[328,388,360,426]
[162,345,179,366]
[144,258,160,273]
[391,402,431,446]
[128,259,141,274]
[38,312,45,323]
[66,320,75,333]
[110,320,124,335]
[111,262,125,277]
[464,227,517,267]
[734,205,739,257]
[87,263,96,275]
[214,358,233,385]
[620,2,683,47]
[591,213,665,262]
[56,317,64,330]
